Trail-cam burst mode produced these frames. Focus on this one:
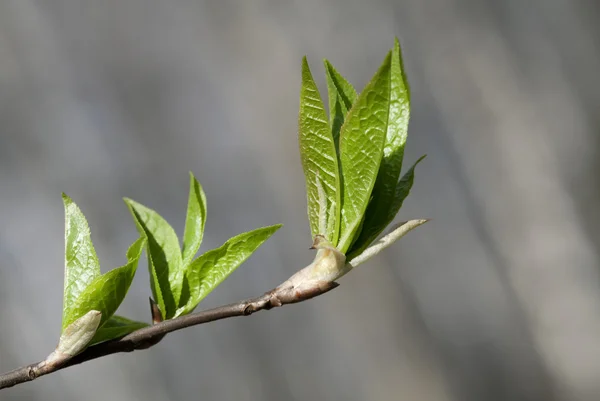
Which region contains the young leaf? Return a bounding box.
[176,224,282,316]
[90,315,149,345]
[298,57,341,245]
[125,198,184,319]
[389,155,426,220]
[62,194,101,324]
[62,236,146,331]
[324,60,357,146]
[347,38,413,257]
[337,51,392,253]
[347,156,425,260]
[182,172,207,266]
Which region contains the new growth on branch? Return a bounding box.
[0,38,427,390]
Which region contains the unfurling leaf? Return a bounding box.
[60,194,146,353]
[299,57,341,245]
[62,236,146,331]
[324,59,357,147]
[347,39,414,257]
[62,194,101,324]
[337,51,392,253]
[125,198,184,320]
[182,172,207,266]
[125,173,281,319]
[348,155,425,260]
[176,224,282,316]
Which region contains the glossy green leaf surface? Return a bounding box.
[176,224,282,316]
[182,172,207,266]
[347,38,412,256]
[125,198,183,319]
[90,315,149,345]
[62,194,101,324]
[298,57,341,244]
[62,236,145,331]
[324,60,358,147]
[337,51,392,253]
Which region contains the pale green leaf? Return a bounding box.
[125,198,183,319]
[182,172,207,266]
[90,315,149,345]
[177,224,282,316]
[337,51,392,253]
[299,57,341,244]
[62,194,101,325]
[347,38,412,256]
[324,60,358,147]
[62,237,146,331]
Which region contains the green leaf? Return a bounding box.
[347,38,412,257]
[125,198,184,319]
[389,155,426,220]
[182,172,207,266]
[298,57,341,245]
[337,51,392,253]
[62,194,101,325]
[348,155,425,260]
[324,60,358,147]
[176,224,282,316]
[62,237,146,331]
[90,315,149,345]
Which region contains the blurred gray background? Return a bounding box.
[1,1,599,400]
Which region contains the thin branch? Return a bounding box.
[0,285,334,390]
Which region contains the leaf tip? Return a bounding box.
[301,56,313,77]
[123,197,142,214]
[61,192,73,206]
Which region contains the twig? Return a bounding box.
[0,284,336,390]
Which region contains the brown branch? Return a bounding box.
[0,282,338,390]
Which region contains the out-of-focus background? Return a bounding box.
[1,1,599,400]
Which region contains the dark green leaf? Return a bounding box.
[337,51,392,253]
[90,315,149,345]
[324,60,358,147]
[389,155,426,220]
[125,198,183,319]
[176,224,282,316]
[347,155,425,260]
[298,57,341,244]
[182,172,207,266]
